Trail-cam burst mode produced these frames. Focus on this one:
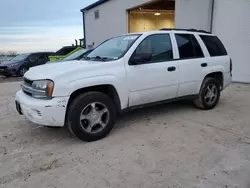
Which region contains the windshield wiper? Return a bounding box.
[85,56,108,61]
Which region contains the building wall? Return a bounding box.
[212,0,250,82]
[175,0,212,31]
[84,0,151,47]
[129,11,175,33]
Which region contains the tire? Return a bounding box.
[194,77,220,110]
[18,67,29,77]
[66,92,116,142]
[4,74,12,77]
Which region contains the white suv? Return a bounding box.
[15,29,232,141]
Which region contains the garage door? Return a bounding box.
[212,0,250,83]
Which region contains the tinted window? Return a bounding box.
[133,34,173,64]
[28,54,39,62]
[200,35,227,56]
[39,54,48,60]
[175,34,204,59]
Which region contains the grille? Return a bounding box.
[0,66,7,70]
[22,78,33,96]
[23,78,33,87]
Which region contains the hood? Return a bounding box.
[0,60,21,66]
[24,60,103,80]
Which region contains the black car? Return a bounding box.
[0,52,54,77]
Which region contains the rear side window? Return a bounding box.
[200,35,227,56]
[175,34,204,59]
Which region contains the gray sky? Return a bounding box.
[0,0,97,53]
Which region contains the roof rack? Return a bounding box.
[160,28,211,34]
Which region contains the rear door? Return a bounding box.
[172,33,207,97]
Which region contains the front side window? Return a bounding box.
[130,34,173,64]
[86,34,140,61]
[200,35,227,57]
[175,34,204,59]
[28,54,39,63]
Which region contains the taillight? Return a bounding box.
[230,58,232,75]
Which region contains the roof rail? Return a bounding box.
[160,28,211,34]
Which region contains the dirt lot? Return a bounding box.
[0,81,250,188]
[0,76,22,83]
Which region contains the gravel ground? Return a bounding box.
[0,76,23,83]
[0,82,250,188]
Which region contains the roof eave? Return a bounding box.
[81,0,110,12]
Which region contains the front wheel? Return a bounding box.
[194,77,220,110]
[18,67,29,77]
[66,92,116,142]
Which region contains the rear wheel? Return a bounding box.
[194,77,220,110]
[66,92,116,142]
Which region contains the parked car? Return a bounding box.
[15,29,232,142]
[48,46,83,62]
[0,52,53,77]
[47,49,93,63]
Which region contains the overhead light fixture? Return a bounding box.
[154,13,161,16]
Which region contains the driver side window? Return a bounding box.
[28,54,39,64]
[130,34,173,65]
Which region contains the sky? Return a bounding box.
[0,0,97,53]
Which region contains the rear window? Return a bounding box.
[175,34,204,59]
[200,35,227,57]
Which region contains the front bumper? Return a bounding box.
[0,68,17,76]
[15,90,69,127]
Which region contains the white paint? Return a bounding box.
[212,0,250,82]
[175,0,212,31]
[15,30,231,127]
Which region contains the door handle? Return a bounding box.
[167,66,176,72]
[201,63,207,67]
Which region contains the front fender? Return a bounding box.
[53,75,129,110]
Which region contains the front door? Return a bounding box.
[125,34,179,107]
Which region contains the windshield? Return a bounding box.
[86,34,141,61]
[64,49,87,61]
[11,54,29,61]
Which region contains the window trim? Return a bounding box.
[129,34,174,66]
[174,33,205,61]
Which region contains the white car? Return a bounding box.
[15,29,232,141]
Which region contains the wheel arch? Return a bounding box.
[66,84,122,118]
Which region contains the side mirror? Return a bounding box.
[130,53,152,65]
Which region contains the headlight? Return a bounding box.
[8,63,19,68]
[32,80,54,99]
